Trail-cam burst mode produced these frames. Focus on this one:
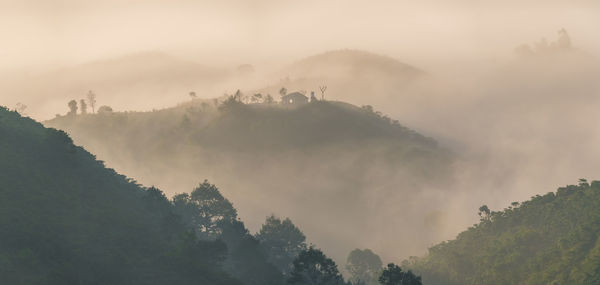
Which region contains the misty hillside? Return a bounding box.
[45,99,455,263]
[0,106,251,284]
[286,49,423,79]
[255,50,428,106]
[408,179,600,285]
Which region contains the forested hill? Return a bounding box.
[0,106,244,284]
[408,180,600,285]
[45,99,454,262]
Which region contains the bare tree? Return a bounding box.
[87,90,97,114]
[319,86,327,100]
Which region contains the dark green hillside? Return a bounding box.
[0,106,240,285]
[408,180,600,285]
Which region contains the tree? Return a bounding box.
[279,87,288,97]
[378,263,421,285]
[346,249,382,285]
[97,105,113,114]
[80,99,87,114]
[172,180,238,240]
[87,90,96,113]
[256,215,307,275]
[264,94,274,104]
[319,86,327,100]
[68,100,78,116]
[233,90,243,102]
[288,247,345,285]
[190,91,197,99]
[478,205,491,222]
[251,93,263,103]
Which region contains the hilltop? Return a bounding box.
[46,98,455,263]
[286,49,423,79]
[256,50,428,106]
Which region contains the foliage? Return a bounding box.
[288,247,346,285]
[172,180,284,285]
[409,179,600,285]
[173,180,237,240]
[0,106,242,284]
[346,248,383,285]
[378,263,422,285]
[256,215,307,275]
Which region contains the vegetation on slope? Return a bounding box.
[407,179,600,285]
[45,98,454,261]
[0,106,245,284]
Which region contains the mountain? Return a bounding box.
[408,180,600,285]
[285,49,423,79]
[0,106,245,284]
[45,98,455,263]
[255,50,427,106]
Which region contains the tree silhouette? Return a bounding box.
[288,247,345,285]
[319,86,327,100]
[478,205,491,222]
[346,249,382,285]
[256,215,307,275]
[87,90,96,113]
[172,180,238,240]
[279,87,288,97]
[97,105,113,114]
[80,99,87,114]
[68,100,78,116]
[378,263,422,285]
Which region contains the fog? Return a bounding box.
[3,0,600,269]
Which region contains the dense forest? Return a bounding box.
[14,95,600,285]
[408,180,600,284]
[0,105,424,284]
[45,97,455,262]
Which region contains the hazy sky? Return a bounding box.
[1,0,598,70]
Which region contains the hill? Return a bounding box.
[407,180,600,285]
[0,106,282,284]
[255,50,428,108]
[285,49,423,79]
[45,98,455,263]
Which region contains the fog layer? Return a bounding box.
[2,0,600,267]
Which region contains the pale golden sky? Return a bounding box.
[1,0,599,70]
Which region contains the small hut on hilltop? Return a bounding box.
[281,92,309,106]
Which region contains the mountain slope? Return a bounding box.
[254,50,430,114]
[286,49,423,79]
[408,180,600,285]
[45,99,455,263]
[0,106,240,285]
